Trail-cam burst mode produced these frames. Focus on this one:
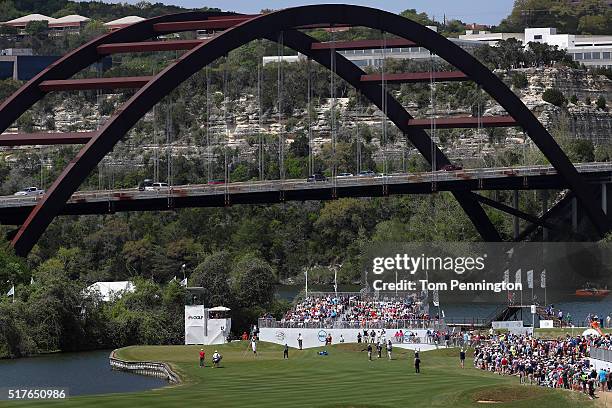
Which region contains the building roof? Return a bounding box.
[3,14,56,26]
[49,14,90,28]
[104,16,146,27]
[85,281,135,302]
[52,14,90,24]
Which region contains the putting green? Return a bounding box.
[0,342,595,407]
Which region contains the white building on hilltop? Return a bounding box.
[461,27,612,68]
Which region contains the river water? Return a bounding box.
[0,350,166,397]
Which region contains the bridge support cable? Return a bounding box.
[330,28,337,198]
[223,54,230,205]
[477,86,484,190]
[257,39,265,181]
[307,57,314,177]
[277,32,286,194]
[165,99,174,208]
[205,65,212,183]
[380,30,389,196]
[429,52,437,193]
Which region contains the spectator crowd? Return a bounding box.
[474,332,612,399]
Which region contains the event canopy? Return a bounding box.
[86,281,135,302]
[209,306,231,312]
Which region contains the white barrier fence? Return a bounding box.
[259,327,433,349]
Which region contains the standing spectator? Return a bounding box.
[599,368,607,392]
[357,332,362,343]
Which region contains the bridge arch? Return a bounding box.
[0,5,607,255]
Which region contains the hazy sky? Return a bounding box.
[103,1,515,25]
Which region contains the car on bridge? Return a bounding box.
[207,179,226,185]
[144,182,169,191]
[307,174,327,182]
[138,179,153,191]
[14,187,44,196]
[337,173,353,178]
[357,170,376,177]
[441,164,463,171]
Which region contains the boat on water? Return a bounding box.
[575,288,610,298]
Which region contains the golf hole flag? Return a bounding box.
[6,285,14,296]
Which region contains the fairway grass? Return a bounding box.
[0,342,597,408]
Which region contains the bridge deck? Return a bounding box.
[0,163,610,224]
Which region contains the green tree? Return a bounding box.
[190,251,234,307]
[232,254,275,308]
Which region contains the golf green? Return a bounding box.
[0,342,595,407]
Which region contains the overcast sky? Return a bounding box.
[102,1,515,25]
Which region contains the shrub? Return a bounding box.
[596,96,607,111]
[542,88,566,107]
[511,72,528,89]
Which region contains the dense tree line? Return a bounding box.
[497,0,611,35]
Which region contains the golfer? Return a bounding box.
[386,340,392,360]
[414,353,421,374]
[212,350,222,368]
[298,333,303,350]
[460,349,466,368]
[251,337,257,356]
[283,343,289,359]
[199,349,205,367]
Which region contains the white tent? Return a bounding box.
[582,328,602,337]
[209,306,231,312]
[86,281,135,302]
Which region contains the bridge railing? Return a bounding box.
[0,162,610,207]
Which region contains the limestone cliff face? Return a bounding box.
[512,67,612,143]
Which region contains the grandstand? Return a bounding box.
[259,292,447,348]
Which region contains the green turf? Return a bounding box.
[0,342,597,408]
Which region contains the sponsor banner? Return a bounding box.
[540,320,554,329]
[492,320,523,329]
[259,327,430,349]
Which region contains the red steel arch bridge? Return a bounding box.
[0,5,610,255]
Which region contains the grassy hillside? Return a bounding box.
[0,342,594,408]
